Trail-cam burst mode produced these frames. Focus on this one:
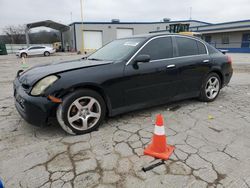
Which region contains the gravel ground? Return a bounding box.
[0,53,250,188]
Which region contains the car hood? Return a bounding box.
[18,58,113,86]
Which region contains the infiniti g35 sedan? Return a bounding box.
[14,34,233,135]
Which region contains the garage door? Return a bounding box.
[83,31,103,50]
[116,28,133,39]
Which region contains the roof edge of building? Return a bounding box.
[190,19,250,28]
[192,25,250,33]
[68,19,211,26]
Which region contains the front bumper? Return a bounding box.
[13,78,57,127]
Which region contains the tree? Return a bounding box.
[3,25,26,44]
[29,30,60,44]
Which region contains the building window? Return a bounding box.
[204,36,211,43]
[222,34,229,44]
[242,33,250,48]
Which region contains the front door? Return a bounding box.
[123,37,180,106]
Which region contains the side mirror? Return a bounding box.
[134,54,151,64]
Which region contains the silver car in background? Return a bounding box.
[16,46,56,58]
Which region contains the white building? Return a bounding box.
[62,19,250,53]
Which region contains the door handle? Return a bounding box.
[203,59,210,63]
[166,64,176,68]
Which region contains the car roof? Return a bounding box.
[29,45,47,48]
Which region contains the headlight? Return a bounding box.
[31,75,58,96]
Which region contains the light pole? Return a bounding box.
[80,0,84,53]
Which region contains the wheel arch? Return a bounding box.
[208,69,224,88]
[21,52,28,57]
[59,84,112,116]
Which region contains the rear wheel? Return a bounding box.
[56,89,106,135]
[44,51,50,56]
[199,73,221,102]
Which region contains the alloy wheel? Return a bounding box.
[205,76,220,99]
[67,96,101,131]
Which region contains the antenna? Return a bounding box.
[189,7,192,20]
[70,12,73,22]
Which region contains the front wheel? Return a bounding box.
[56,89,106,135]
[199,73,221,102]
[21,53,27,58]
[44,51,50,56]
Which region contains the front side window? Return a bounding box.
[176,37,199,56]
[138,37,173,61]
[88,38,145,61]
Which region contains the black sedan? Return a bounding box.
[14,34,233,135]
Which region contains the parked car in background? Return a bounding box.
[16,46,56,58]
[14,34,233,135]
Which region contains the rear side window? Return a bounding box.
[176,37,198,56]
[29,46,45,50]
[207,44,220,54]
[197,41,207,54]
[139,37,173,60]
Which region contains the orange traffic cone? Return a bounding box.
[144,114,175,160]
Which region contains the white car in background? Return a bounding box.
[16,46,56,58]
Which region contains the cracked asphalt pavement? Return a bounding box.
[0,53,250,188]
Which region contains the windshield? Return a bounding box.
[88,37,145,61]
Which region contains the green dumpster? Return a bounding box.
[0,44,7,55]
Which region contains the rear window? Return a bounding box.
[176,37,199,56]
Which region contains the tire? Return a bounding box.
[56,89,106,135]
[44,51,50,56]
[21,53,27,58]
[199,72,221,102]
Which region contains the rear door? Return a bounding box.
[123,36,180,106]
[35,46,46,55]
[173,36,211,96]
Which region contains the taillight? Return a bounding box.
[227,55,232,65]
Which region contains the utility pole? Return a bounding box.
[189,7,192,20]
[80,0,84,53]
